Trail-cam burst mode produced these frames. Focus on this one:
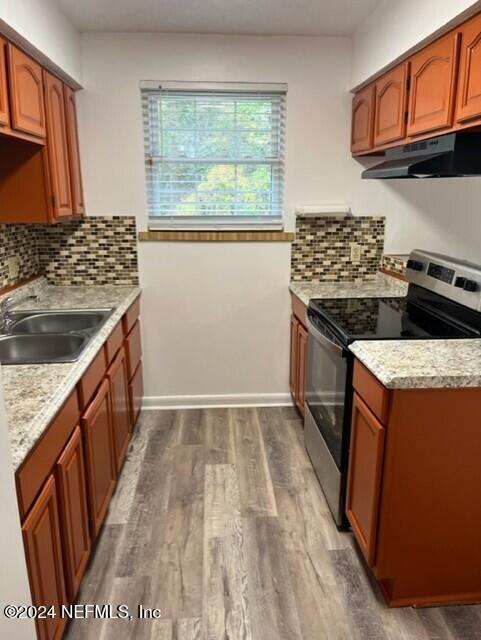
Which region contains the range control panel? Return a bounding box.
[406,250,481,312]
[427,262,455,284]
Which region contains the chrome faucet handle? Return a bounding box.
[0,296,14,311]
[0,294,37,334]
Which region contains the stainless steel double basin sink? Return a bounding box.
[0,309,114,365]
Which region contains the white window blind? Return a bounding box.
[141,83,286,229]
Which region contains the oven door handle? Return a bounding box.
[306,316,344,356]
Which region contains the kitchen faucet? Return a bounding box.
[0,295,38,334]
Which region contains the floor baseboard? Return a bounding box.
[142,393,294,410]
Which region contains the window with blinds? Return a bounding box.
[141,82,286,229]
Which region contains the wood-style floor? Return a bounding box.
[66,408,481,640]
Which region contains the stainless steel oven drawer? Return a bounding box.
[305,405,345,526]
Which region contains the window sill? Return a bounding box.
[138,230,295,242]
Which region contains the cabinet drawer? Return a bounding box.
[353,360,390,424]
[105,320,123,365]
[16,390,79,519]
[125,320,142,380]
[123,296,140,335]
[78,347,107,410]
[129,362,143,429]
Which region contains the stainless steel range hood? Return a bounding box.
[362,132,481,179]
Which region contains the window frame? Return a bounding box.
[141,81,287,231]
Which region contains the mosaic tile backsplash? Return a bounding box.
[36,217,139,286]
[291,215,385,282]
[381,254,408,277]
[0,224,40,289]
[0,216,139,289]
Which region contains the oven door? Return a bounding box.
[305,312,352,471]
[305,312,353,526]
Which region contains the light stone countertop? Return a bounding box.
[289,272,408,305]
[349,339,481,389]
[1,279,141,470]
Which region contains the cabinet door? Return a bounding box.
[56,426,90,603]
[346,392,386,566]
[296,323,308,415]
[290,314,299,400]
[7,44,46,137]
[22,476,67,640]
[456,13,481,124]
[129,362,143,429]
[0,38,10,127]
[351,85,375,153]
[81,379,116,539]
[126,320,142,380]
[44,72,73,219]
[64,85,85,215]
[107,347,131,471]
[373,63,409,147]
[407,32,460,137]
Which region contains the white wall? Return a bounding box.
[0,0,81,82]
[0,370,35,639]
[78,33,353,404]
[348,0,481,262]
[351,0,478,87]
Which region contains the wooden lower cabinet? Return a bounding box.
[348,359,481,607]
[22,476,67,640]
[290,300,308,415]
[125,319,142,380]
[18,298,143,638]
[56,426,90,602]
[81,379,117,539]
[107,347,131,470]
[290,314,300,398]
[297,323,308,412]
[129,361,144,429]
[346,392,385,566]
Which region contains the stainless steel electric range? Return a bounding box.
[304,249,481,527]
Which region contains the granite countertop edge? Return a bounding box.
[349,340,481,390]
[289,272,408,305]
[4,285,141,471]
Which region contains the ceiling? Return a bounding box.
[53,0,381,36]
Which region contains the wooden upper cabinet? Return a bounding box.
[81,379,116,540]
[22,475,67,640]
[351,85,375,153]
[407,32,460,137]
[456,13,481,124]
[0,38,10,127]
[346,392,386,567]
[7,44,46,137]
[56,426,90,603]
[107,347,131,472]
[44,71,73,219]
[373,63,409,147]
[64,85,85,215]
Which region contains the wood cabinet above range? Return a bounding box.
[350,9,481,155]
[0,39,85,223]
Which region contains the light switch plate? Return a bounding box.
[350,243,362,263]
[8,256,20,279]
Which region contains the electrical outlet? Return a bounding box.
[350,243,362,263]
[8,256,20,280]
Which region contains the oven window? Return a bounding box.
[306,331,347,469]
